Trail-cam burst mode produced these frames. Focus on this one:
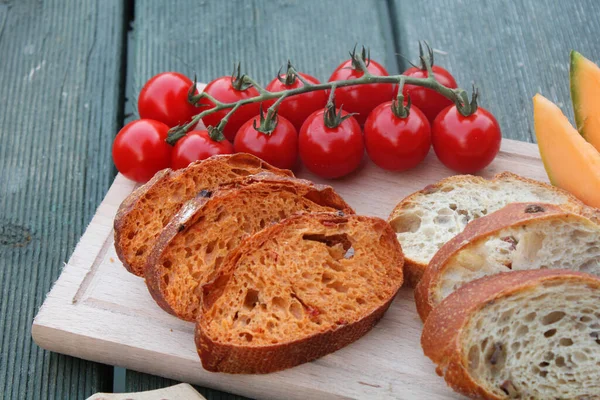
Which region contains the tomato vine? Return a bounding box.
[166,42,478,145]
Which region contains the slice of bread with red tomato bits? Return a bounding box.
[114,153,293,276]
[145,178,353,322]
[196,213,404,374]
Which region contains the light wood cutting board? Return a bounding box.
[87,383,206,400]
[32,138,548,400]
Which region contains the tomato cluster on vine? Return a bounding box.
[113,48,501,183]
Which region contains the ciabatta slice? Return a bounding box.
[196,213,404,374]
[388,172,581,287]
[415,202,600,321]
[114,153,292,276]
[145,177,353,321]
[422,270,600,400]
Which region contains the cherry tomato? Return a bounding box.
[138,72,198,128]
[112,119,172,183]
[402,66,458,124]
[264,73,328,132]
[171,130,233,170]
[234,115,298,170]
[199,77,260,142]
[299,109,364,179]
[328,59,395,125]
[432,106,501,173]
[364,102,431,171]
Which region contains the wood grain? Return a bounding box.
[87,383,206,400]
[390,0,600,142]
[33,140,546,400]
[0,0,125,398]
[128,0,397,110]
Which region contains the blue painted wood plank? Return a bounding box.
[0,0,125,398]
[390,0,600,143]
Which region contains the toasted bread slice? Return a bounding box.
[388,172,581,287]
[422,270,600,400]
[196,213,404,374]
[415,203,600,321]
[145,177,354,321]
[114,153,293,276]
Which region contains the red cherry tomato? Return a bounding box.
[264,73,328,132]
[328,59,395,126]
[171,130,233,170]
[234,115,298,170]
[432,106,501,173]
[138,72,198,128]
[402,66,458,124]
[112,119,172,183]
[199,77,260,142]
[364,102,431,171]
[299,109,364,179]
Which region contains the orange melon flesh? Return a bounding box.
[570,50,600,151]
[533,94,600,208]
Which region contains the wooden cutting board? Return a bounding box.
[32,139,548,400]
[87,383,206,400]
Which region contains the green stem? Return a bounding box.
[264,94,288,124]
[216,103,242,132]
[197,75,466,111]
[168,64,477,144]
[242,76,269,96]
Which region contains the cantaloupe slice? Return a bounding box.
[533,94,600,208]
[570,50,600,151]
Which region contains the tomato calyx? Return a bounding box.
[460,85,479,115]
[452,85,480,117]
[416,41,436,71]
[187,74,201,105]
[323,92,356,129]
[207,125,227,142]
[253,104,279,135]
[230,62,252,91]
[276,60,298,86]
[349,45,371,71]
[391,93,412,119]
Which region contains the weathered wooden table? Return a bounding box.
[1,0,599,398]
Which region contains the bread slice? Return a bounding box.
[196,212,404,374]
[145,177,354,321]
[388,172,581,287]
[114,153,293,276]
[422,270,600,400]
[415,203,600,321]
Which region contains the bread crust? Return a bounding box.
[421,269,600,400]
[145,177,354,321]
[196,295,394,374]
[114,153,293,276]
[414,202,596,321]
[196,213,404,374]
[114,168,173,274]
[388,172,584,287]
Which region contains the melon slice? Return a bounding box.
[570,50,600,151]
[533,94,600,208]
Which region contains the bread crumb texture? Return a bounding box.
[202,215,403,347]
[157,183,349,320]
[390,174,572,266]
[437,216,600,303]
[116,153,290,275]
[463,280,600,399]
